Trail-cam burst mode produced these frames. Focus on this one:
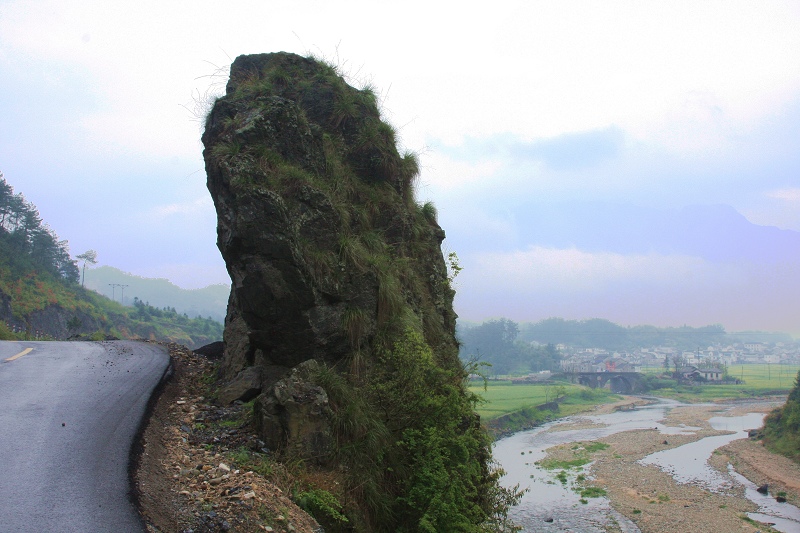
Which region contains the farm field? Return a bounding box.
[717,363,798,388]
[470,364,800,423]
[468,380,619,421]
[640,363,800,402]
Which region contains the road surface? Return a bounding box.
[0,340,170,532]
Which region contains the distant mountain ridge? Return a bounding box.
[84,266,228,322]
[459,317,795,356]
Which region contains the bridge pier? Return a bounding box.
[573,372,645,394]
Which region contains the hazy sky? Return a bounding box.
[2,1,799,334]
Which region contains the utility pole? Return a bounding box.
[119,284,129,306]
[109,283,128,304]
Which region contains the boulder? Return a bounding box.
[193,341,224,360]
[748,428,763,439]
[217,366,264,405]
[253,360,333,464]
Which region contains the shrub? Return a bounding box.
[762,371,800,461]
[0,322,17,340]
[295,489,349,531]
[311,330,523,532]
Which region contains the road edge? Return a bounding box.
[127,341,176,526]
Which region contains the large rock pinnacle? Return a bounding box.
[202,53,458,450]
[201,53,508,532]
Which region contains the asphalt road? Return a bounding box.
[0,340,170,532]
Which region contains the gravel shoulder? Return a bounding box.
[538,399,797,533]
[134,343,320,533]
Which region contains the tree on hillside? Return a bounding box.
[459,318,561,375]
[0,172,79,284]
[459,318,519,372]
[76,250,98,287]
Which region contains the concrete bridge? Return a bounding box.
[571,372,647,394]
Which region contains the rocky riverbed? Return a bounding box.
[536,399,800,533]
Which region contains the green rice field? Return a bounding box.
[641,363,800,388]
[711,363,798,388]
[468,381,618,421]
[640,363,800,402]
[469,364,800,422]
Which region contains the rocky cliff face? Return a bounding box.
[203,52,457,393]
[0,287,104,339]
[202,53,508,530]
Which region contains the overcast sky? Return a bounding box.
[2,1,799,335]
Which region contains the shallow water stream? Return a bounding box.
[493,398,800,532]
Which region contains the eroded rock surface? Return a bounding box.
[254,360,333,464]
[203,53,458,461]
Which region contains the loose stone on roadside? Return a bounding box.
[135,342,321,532]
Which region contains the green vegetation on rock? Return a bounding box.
[313,330,515,531]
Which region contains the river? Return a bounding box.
[493,398,800,532]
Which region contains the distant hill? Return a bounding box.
[523,318,796,350]
[84,266,229,322]
[517,318,731,351]
[0,171,223,348]
[458,317,794,355]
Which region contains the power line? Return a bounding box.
[108,284,129,305]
